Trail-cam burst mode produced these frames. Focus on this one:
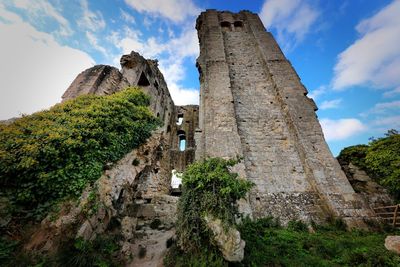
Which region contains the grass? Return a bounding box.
[165,217,400,267]
[235,217,400,267]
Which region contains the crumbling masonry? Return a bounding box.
[58,11,378,254]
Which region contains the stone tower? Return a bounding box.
[195,10,373,226]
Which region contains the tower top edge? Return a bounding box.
[200,9,256,16]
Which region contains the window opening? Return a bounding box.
[220,21,231,31]
[170,169,182,195]
[138,72,150,86]
[234,21,243,28]
[176,114,183,125]
[177,130,186,151]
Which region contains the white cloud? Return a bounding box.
[383,86,400,97]
[319,98,342,110]
[168,84,199,106]
[308,85,326,100]
[86,31,107,55]
[371,115,400,130]
[259,0,319,50]
[0,6,94,120]
[120,9,136,24]
[7,0,72,36]
[362,100,400,116]
[320,118,366,141]
[333,0,400,90]
[78,0,106,32]
[158,60,199,105]
[124,0,200,23]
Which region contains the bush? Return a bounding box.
[175,158,253,254]
[0,87,159,218]
[365,133,400,199]
[337,144,369,170]
[165,158,253,266]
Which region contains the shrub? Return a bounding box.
[337,144,369,170]
[165,158,253,266]
[175,157,253,253]
[365,133,400,199]
[0,87,159,218]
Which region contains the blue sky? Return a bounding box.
[1,0,400,156]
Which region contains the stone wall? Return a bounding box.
[195,10,374,226]
[28,51,197,265]
[338,159,393,208]
[170,105,199,172]
[63,51,176,134]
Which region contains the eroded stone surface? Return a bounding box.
[62,65,129,100]
[385,236,400,254]
[338,160,393,208]
[204,215,245,262]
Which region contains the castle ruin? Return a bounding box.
[58,10,377,248]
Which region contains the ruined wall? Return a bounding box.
[62,65,129,100]
[170,105,199,172]
[195,10,374,226]
[31,51,198,264]
[63,52,176,134]
[338,160,393,208]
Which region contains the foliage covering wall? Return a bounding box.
[0,87,159,217]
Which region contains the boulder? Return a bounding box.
[204,215,245,262]
[385,236,400,254]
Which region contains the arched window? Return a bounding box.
[177,130,186,151]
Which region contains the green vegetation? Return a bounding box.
[0,235,122,267]
[56,235,121,267]
[166,157,253,266]
[165,156,400,267]
[0,87,159,219]
[0,237,18,265]
[338,129,400,199]
[167,217,400,267]
[235,217,400,267]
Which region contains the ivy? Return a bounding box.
[0,87,160,218]
[175,157,253,254]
